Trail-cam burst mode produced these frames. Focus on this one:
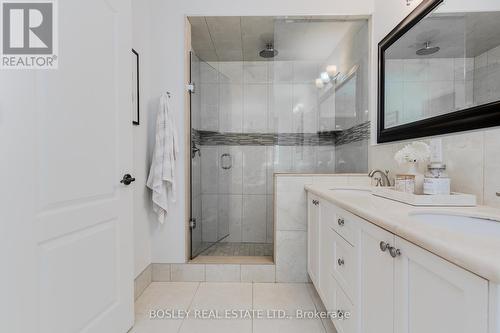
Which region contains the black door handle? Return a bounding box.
[120,174,136,185]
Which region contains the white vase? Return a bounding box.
[407,162,424,194]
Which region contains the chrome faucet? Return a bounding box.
[368,169,391,187]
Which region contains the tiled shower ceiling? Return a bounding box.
[188,16,367,62]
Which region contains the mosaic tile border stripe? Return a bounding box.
[192,121,370,147]
[334,121,371,146]
[191,129,201,146]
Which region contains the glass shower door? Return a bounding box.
[190,52,204,258]
[189,52,231,258]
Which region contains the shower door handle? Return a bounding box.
[221,153,232,170]
[191,141,200,158]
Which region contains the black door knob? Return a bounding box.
[120,174,136,185]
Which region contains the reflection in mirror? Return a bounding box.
[384,11,500,129]
[335,68,358,131]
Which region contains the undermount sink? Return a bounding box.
[329,187,372,195]
[408,211,500,236]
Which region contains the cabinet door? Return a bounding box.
[319,200,336,303]
[330,276,358,333]
[394,236,488,333]
[307,193,320,286]
[361,222,395,333]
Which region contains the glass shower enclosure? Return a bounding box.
[188,16,370,260]
[189,51,275,259]
[189,52,231,258]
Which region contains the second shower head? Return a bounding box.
[416,41,440,56]
[259,43,278,59]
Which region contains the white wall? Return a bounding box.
[132,0,153,276]
[369,0,500,209]
[141,0,374,263]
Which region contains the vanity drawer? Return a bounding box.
[331,228,358,302]
[331,208,358,246]
[330,276,357,333]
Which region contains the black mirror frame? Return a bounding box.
[377,0,500,143]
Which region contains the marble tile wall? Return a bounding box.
[384,43,500,129]
[372,40,500,209]
[145,263,276,283]
[200,60,325,134]
[144,174,372,285]
[369,127,500,209]
[199,143,366,244]
[384,58,474,127]
[197,139,370,246]
[474,44,500,105]
[335,139,369,174]
[203,59,369,136]
[193,55,370,250]
[274,174,371,282]
[200,145,273,244]
[318,22,370,132]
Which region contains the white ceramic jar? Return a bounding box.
[423,163,450,195]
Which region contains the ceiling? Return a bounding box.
[188,16,367,62]
[386,11,500,59]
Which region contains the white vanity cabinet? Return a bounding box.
[360,220,395,333]
[308,197,362,333]
[393,236,488,333]
[360,220,488,333]
[306,192,491,333]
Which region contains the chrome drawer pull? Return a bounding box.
[388,246,401,258]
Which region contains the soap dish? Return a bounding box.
[372,187,477,207]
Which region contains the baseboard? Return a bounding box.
[149,262,277,283]
[134,264,152,300]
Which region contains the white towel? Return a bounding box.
[147,93,179,223]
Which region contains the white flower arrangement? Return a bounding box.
[394,141,431,165]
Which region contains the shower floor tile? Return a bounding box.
[198,242,273,257]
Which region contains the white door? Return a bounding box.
[394,236,488,333]
[1,0,134,332]
[360,222,395,333]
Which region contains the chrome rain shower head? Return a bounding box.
[259,43,278,58]
[416,41,440,56]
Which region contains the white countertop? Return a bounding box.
[305,184,500,283]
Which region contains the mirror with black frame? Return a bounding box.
[378,0,500,143]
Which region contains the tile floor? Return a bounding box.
[131,282,336,333]
[198,242,273,257]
